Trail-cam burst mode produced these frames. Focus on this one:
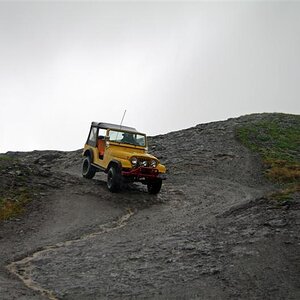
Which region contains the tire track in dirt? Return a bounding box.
[6,208,135,300]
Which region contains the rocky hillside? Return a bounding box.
[0,113,299,300]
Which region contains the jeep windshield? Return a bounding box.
[108,130,146,147]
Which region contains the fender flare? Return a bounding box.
[83,149,94,161]
[105,160,122,173]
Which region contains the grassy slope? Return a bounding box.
[236,113,300,200]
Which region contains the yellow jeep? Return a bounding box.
[82,122,166,194]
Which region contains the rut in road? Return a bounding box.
[6,208,135,300]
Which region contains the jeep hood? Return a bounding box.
[109,145,157,161]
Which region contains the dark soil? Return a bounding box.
[0,113,299,300]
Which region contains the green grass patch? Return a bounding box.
[0,155,16,171]
[0,189,31,220]
[0,155,13,160]
[236,114,300,200]
[0,156,34,221]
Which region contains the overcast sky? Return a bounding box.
[0,1,299,153]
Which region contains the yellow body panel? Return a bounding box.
[83,141,166,173]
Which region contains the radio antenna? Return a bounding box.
[116,110,127,142]
[120,109,127,129]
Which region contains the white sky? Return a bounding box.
[0,1,299,153]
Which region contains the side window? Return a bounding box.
[88,127,98,146]
[98,129,106,140]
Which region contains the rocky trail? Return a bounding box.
[0,114,299,299]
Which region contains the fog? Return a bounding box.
[0,1,299,153]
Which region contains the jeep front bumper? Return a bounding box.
[122,167,166,180]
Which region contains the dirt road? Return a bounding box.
[1,114,299,299]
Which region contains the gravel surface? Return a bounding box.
[0,113,299,299]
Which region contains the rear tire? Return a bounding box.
[107,165,121,192]
[82,156,96,179]
[147,179,162,194]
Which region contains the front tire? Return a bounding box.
[107,165,121,192]
[147,179,162,194]
[82,156,96,179]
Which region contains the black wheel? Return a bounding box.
[107,165,121,192]
[147,179,162,194]
[82,156,96,179]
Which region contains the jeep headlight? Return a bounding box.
[131,157,138,166]
[141,160,148,167]
[150,159,157,168]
